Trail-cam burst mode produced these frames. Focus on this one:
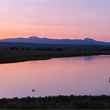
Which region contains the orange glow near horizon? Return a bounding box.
[0,29,110,41]
[0,0,110,41]
[0,21,109,41]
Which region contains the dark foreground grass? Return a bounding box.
[0,55,51,64]
[0,44,110,63]
[0,51,109,64]
[0,96,110,109]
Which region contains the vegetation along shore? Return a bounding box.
[0,43,110,63]
[0,95,110,109]
[0,37,110,63]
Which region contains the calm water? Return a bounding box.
[0,55,110,98]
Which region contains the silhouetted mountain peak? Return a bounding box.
[84,38,96,42]
[0,36,110,45]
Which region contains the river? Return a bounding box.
[0,55,110,98]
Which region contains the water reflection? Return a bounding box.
[0,55,110,98]
[82,56,94,61]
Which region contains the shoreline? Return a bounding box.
[0,43,110,64]
[0,95,110,109]
[0,53,110,64]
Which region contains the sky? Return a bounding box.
[0,0,110,40]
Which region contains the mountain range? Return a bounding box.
[0,36,110,46]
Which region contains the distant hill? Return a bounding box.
[0,36,110,46]
[0,36,110,63]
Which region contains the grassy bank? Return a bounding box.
[0,55,51,64]
[0,44,110,63]
[0,95,110,109]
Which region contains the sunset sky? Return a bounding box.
[0,0,110,40]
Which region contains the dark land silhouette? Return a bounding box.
[0,37,110,63]
[0,95,110,109]
[0,43,110,63]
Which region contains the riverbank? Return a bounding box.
[0,53,109,64]
[0,44,110,63]
[0,95,110,109]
